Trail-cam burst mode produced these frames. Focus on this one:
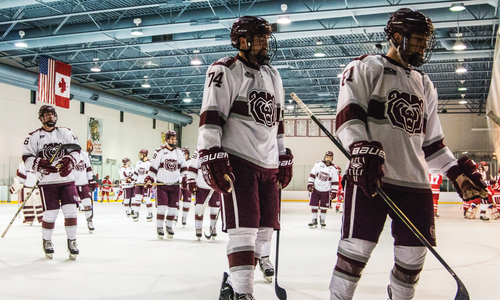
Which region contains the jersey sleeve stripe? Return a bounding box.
[22,155,34,163]
[200,110,226,129]
[149,166,158,175]
[277,120,284,135]
[229,101,250,117]
[17,171,27,180]
[335,103,367,131]
[188,167,198,173]
[367,100,386,119]
[422,139,445,158]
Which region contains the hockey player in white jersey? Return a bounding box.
[197,16,293,300]
[22,105,82,260]
[187,149,221,240]
[10,161,43,225]
[329,9,488,300]
[179,147,192,226]
[73,150,97,233]
[119,158,135,217]
[307,151,339,228]
[131,149,153,222]
[144,131,187,239]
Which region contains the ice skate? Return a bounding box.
[387,285,393,300]
[434,211,440,218]
[320,219,326,228]
[174,217,178,226]
[480,214,489,221]
[182,217,187,227]
[87,217,95,234]
[210,226,217,240]
[67,239,79,260]
[259,256,275,283]
[132,212,139,222]
[466,207,477,219]
[43,239,54,259]
[146,212,153,222]
[196,228,202,241]
[166,226,174,239]
[157,227,164,240]
[219,272,234,300]
[308,219,318,229]
[491,210,500,220]
[235,293,255,300]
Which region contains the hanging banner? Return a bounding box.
[87,117,103,165]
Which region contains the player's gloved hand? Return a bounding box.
[88,179,98,192]
[125,177,133,184]
[346,141,385,198]
[33,157,58,175]
[56,155,77,177]
[199,147,235,195]
[307,183,314,193]
[187,177,197,194]
[446,156,488,201]
[143,176,154,189]
[490,179,497,185]
[277,148,293,189]
[9,178,23,195]
[330,191,337,201]
[181,176,187,190]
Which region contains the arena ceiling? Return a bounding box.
[0,0,497,117]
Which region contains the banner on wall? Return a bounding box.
[87,117,103,165]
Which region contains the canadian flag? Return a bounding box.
[55,61,71,108]
[38,56,72,108]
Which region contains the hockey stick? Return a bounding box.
[204,207,220,240]
[291,92,469,300]
[2,143,81,238]
[275,184,287,300]
[486,110,500,127]
[197,189,215,217]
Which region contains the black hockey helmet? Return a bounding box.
[384,8,435,67]
[122,157,131,165]
[139,149,148,157]
[181,147,190,157]
[38,105,58,127]
[230,16,277,65]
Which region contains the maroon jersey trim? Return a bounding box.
[199,110,226,129]
[229,101,250,117]
[422,138,446,158]
[335,103,367,131]
[212,56,238,68]
[228,154,278,174]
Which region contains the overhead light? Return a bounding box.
[141,81,150,88]
[450,3,466,12]
[453,40,467,50]
[317,93,330,96]
[191,56,202,65]
[459,100,468,104]
[286,105,294,110]
[339,63,346,67]
[455,65,467,73]
[15,30,27,47]
[337,72,343,78]
[183,92,192,102]
[458,87,467,91]
[314,47,326,57]
[193,49,200,54]
[131,29,143,36]
[90,64,101,72]
[278,4,291,24]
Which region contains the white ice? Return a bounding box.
[0,201,499,300]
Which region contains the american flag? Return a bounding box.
[38,56,56,105]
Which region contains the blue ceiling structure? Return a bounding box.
[0,0,497,119]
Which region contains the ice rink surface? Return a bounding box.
[0,201,499,300]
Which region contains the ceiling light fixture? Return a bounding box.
[191,56,202,65]
[183,92,192,102]
[277,4,291,24]
[455,64,467,73]
[286,105,294,110]
[90,57,101,72]
[459,100,468,104]
[453,39,467,50]
[314,47,326,57]
[458,80,467,91]
[450,3,466,12]
[141,75,150,88]
[131,18,144,36]
[15,30,28,47]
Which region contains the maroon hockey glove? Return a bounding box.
[346,141,385,198]
[330,192,337,201]
[446,156,488,201]
[307,183,314,193]
[187,177,197,194]
[277,148,293,189]
[490,179,497,186]
[88,179,98,192]
[143,176,154,189]
[33,157,58,175]
[181,176,187,190]
[57,155,77,177]
[125,177,133,184]
[199,147,235,195]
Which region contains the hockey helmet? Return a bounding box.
[165,130,177,140]
[181,147,190,157]
[122,157,131,165]
[325,151,334,157]
[230,16,277,65]
[139,149,148,157]
[384,8,435,67]
[38,105,58,127]
[479,161,489,172]
[105,175,110,179]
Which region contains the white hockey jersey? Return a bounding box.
[187,150,210,190]
[148,146,187,184]
[197,55,286,171]
[336,55,456,192]
[308,161,339,192]
[134,159,152,184]
[119,166,135,188]
[22,127,80,185]
[16,162,36,188]
[73,151,93,186]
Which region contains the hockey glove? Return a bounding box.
[143,176,154,189]
[187,177,197,194]
[88,179,98,192]
[446,156,488,201]
[199,147,235,195]
[181,176,187,190]
[56,155,77,177]
[33,157,58,175]
[277,148,293,189]
[346,141,385,198]
[330,192,337,201]
[9,178,23,195]
[307,183,314,193]
[125,177,133,184]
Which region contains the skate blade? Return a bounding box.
[147,219,152,222]
[157,235,164,240]
[89,230,94,234]
[45,253,53,259]
[69,254,77,260]
[212,236,216,241]
[264,275,273,283]
[133,219,139,222]
[308,225,317,229]
[167,235,174,239]
[197,236,201,241]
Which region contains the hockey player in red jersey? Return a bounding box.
[131,149,153,222]
[119,158,135,217]
[197,16,293,299]
[144,131,187,239]
[330,9,488,300]
[22,105,81,259]
[179,147,192,226]
[307,151,339,228]
[100,175,112,202]
[429,173,443,218]
[10,161,43,224]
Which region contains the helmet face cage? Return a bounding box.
[230,16,277,65]
[38,105,58,125]
[122,158,130,165]
[139,149,148,158]
[385,8,436,67]
[181,147,190,157]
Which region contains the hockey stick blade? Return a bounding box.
[204,207,221,240]
[486,110,500,127]
[197,189,214,217]
[291,92,470,300]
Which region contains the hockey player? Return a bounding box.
[330,9,488,300]
[119,158,135,217]
[307,151,339,228]
[179,147,192,226]
[22,105,81,260]
[10,161,43,225]
[100,175,113,202]
[197,16,293,299]
[429,172,443,218]
[144,131,187,239]
[73,150,97,233]
[335,167,344,213]
[187,149,221,240]
[131,149,153,222]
